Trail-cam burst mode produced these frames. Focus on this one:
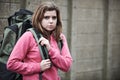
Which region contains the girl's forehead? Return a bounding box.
[44,10,57,15]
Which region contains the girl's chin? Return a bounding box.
[46,29,54,33]
[46,29,54,31]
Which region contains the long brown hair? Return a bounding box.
[32,1,62,42]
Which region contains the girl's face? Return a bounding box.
[41,10,57,32]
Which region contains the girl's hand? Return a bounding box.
[39,37,51,51]
[40,59,51,71]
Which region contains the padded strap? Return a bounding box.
[28,28,45,60]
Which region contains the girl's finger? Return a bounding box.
[38,37,44,43]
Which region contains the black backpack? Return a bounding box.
[0,9,63,80]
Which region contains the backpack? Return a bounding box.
[0,9,33,80]
[0,9,63,80]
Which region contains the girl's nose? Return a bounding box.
[49,18,53,22]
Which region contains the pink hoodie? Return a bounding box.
[7,31,72,80]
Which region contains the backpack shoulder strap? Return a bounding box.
[58,39,63,51]
[27,28,49,60]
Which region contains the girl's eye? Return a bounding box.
[44,16,49,19]
[44,16,57,20]
[52,16,57,20]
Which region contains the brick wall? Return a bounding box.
[0,0,21,41]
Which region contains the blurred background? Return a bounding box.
[0,0,120,80]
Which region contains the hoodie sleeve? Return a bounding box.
[7,31,41,75]
[49,34,73,72]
